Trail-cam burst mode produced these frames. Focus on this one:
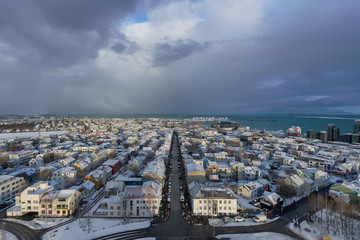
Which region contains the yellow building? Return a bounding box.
[84,170,104,190]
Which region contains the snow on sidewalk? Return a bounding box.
[216,232,294,240]
[209,217,279,227]
[43,218,151,240]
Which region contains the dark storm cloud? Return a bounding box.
[0,0,140,66]
[152,39,210,67]
[158,0,360,114]
[0,0,360,115]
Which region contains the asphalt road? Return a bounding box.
[2,220,43,240]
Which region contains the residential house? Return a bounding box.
[259,192,283,211]
[51,167,77,189]
[29,156,44,167]
[52,189,81,217]
[186,163,206,184]
[84,170,104,190]
[314,170,331,190]
[284,174,305,195]
[237,181,264,200]
[218,163,232,180]
[101,159,121,175]
[142,158,165,185]
[81,180,96,197]
[205,161,219,180]
[59,157,76,167]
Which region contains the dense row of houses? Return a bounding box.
[2,117,360,220]
[177,122,360,217]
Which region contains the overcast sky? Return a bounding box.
[0,0,360,115]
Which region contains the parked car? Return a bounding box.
[223,217,231,223]
[253,214,267,222]
[234,216,245,222]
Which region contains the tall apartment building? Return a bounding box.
[327,124,340,142]
[317,131,327,143]
[0,175,26,204]
[354,119,360,134]
[306,129,316,139]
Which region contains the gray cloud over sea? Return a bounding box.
[0,0,359,115]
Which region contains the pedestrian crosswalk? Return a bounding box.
[279,216,292,224]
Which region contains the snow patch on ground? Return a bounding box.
[216,232,294,240]
[0,131,69,140]
[0,230,18,240]
[209,217,278,227]
[43,218,150,240]
[288,221,336,240]
[288,210,360,240]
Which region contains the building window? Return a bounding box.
[110,206,114,210]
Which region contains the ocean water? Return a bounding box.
[226,114,359,134]
[71,113,359,134]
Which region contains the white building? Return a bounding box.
[8,150,36,164]
[190,184,237,217]
[314,170,331,190]
[0,175,26,204]
[7,181,55,216]
[123,180,162,217]
[51,167,77,189]
[29,156,44,167]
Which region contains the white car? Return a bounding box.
[253,214,267,222]
[234,216,245,222]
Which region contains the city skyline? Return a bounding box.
[0,0,360,115]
